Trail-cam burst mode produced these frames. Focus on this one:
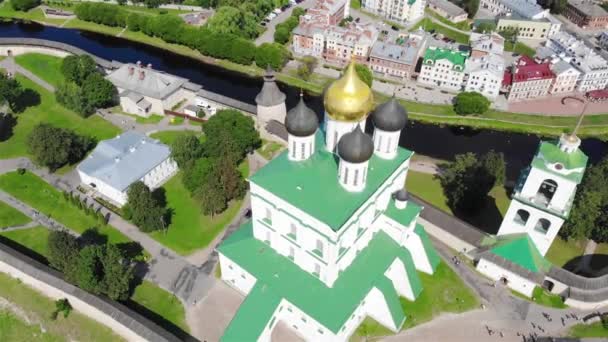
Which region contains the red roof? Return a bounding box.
[587,89,608,100]
[502,70,512,87]
[512,56,554,83]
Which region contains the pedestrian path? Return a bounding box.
[0,57,55,92]
[0,220,40,232]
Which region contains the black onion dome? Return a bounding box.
[394,189,409,201]
[338,126,374,163]
[285,96,318,137]
[372,97,407,132]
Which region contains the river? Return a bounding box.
[1,21,606,180]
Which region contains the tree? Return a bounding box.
[48,230,79,273]
[274,26,291,44]
[170,134,204,168]
[182,157,213,193]
[474,22,497,33]
[100,244,134,301]
[61,55,98,86]
[10,0,40,11]
[75,245,104,294]
[499,27,519,43]
[216,156,247,200]
[0,73,24,112]
[82,73,116,109]
[206,6,258,39]
[51,299,72,320]
[462,0,479,18]
[125,181,166,232]
[27,124,94,171]
[453,92,491,116]
[481,150,506,186]
[297,55,318,80]
[198,171,228,216]
[203,109,260,161]
[354,63,373,87]
[255,43,290,70]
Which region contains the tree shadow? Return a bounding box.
[589,254,608,276]
[78,228,108,247]
[11,88,40,113]
[152,188,167,208]
[0,235,48,265]
[116,241,145,261]
[453,194,504,235]
[164,207,175,227]
[0,113,17,142]
[123,296,195,342]
[561,256,584,273]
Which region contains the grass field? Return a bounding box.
[425,8,471,31]
[412,18,470,44]
[512,287,566,308]
[406,171,451,213]
[0,171,130,244]
[0,75,120,160]
[545,237,586,268]
[0,272,124,341]
[14,53,65,87]
[149,171,244,255]
[0,3,69,26]
[0,201,30,227]
[568,322,608,338]
[352,317,394,341]
[0,226,50,258]
[504,41,536,57]
[256,139,284,160]
[130,281,189,333]
[0,310,63,341]
[149,130,200,146]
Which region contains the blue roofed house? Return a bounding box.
[77,131,178,206]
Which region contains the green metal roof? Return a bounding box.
[250,132,412,230]
[219,221,424,337]
[384,200,422,228]
[414,223,441,271]
[490,234,551,273]
[531,141,588,183]
[423,47,468,70]
[221,282,282,342]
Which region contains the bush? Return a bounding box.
[255,43,290,70]
[27,124,94,171]
[11,0,40,11]
[453,92,491,115]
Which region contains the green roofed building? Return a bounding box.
[418,46,469,91]
[218,62,440,341]
[478,133,588,298]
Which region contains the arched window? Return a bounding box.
[535,218,551,234]
[514,209,530,225]
[536,179,558,205]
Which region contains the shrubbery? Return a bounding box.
[10,0,40,11]
[453,92,491,116]
[273,7,305,44]
[27,124,94,171]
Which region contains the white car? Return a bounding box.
[268,13,277,20]
[273,8,282,14]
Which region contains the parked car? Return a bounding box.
[273,8,282,14]
[268,12,277,19]
[391,25,399,31]
[261,22,267,26]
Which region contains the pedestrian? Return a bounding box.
[500,332,504,338]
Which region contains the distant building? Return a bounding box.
[106,62,201,117]
[503,56,555,101]
[368,31,428,79]
[537,31,608,92]
[479,0,549,19]
[469,32,504,58]
[548,60,580,94]
[77,131,178,206]
[418,46,468,91]
[361,0,425,24]
[427,0,468,23]
[464,53,505,99]
[496,15,561,41]
[563,0,608,30]
[305,0,348,25]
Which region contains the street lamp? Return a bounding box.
[562,96,588,140]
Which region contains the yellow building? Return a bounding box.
[497,16,560,41]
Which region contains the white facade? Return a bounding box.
[361,0,426,23]
[549,62,580,94]
[288,134,316,161]
[464,54,505,99]
[324,114,366,153]
[418,50,467,91]
[476,258,536,297]
[372,128,401,160]
[337,159,370,192]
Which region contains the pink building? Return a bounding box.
[503,56,555,102]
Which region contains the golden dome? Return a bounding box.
[324,61,374,122]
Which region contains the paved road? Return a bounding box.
[0,57,55,92]
[254,0,316,46]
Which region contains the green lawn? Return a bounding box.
[149,130,200,146]
[350,0,361,9]
[406,171,451,213]
[0,226,50,259]
[351,317,394,341]
[0,310,63,341]
[0,201,30,227]
[256,139,284,160]
[0,75,120,159]
[0,3,69,26]
[130,281,189,333]
[568,322,608,338]
[14,53,65,87]
[0,272,124,341]
[149,171,244,255]
[63,18,123,36]
[0,171,130,245]
[545,237,586,268]
[400,262,479,329]
[504,41,536,58]
[425,8,471,31]
[512,287,566,308]
[413,18,470,44]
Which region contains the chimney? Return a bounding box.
[139,70,145,80]
[147,63,152,69]
[128,66,134,75]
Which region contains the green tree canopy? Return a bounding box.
[27,124,94,171]
[463,0,480,18]
[124,181,166,232]
[203,109,261,161]
[48,230,79,273]
[453,92,491,115]
[170,134,204,168]
[61,55,98,86]
[354,64,373,87]
[255,43,290,70]
[206,6,259,39]
[10,0,40,11]
[0,73,24,112]
[182,157,213,194]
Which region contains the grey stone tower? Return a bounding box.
[255,66,287,141]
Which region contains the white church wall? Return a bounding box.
[287,134,316,161]
[78,171,128,206]
[361,287,401,332]
[419,217,475,256]
[372,128,401,160]
[384,258,415,300]
[324,114,366,152]
[219,253,257,296]
[518,167,577,213]
[476,258,535,297]
[543,276,569,296]
[564,297,608,310]
[338,159,370,192]
[142,158,178,190]
[263,299,337,342]
[402,226,434,275]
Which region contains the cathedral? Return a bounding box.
[217,62,440,341]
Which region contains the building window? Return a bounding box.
[354,169,359,186]
[314,239,324,257]
[535,218,551,234]
[301,142,305,159]
[264,208,272,223]
[536,179,558,206]
[288,223,297,240]
[344,167,349,184]
[514,209,530,226]
[313,263,321,277]
[289,246,295,260]
[265,230,271,245]
[292,141,296,158]
[377,135,383,151]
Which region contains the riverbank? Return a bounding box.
[2,10,608,138]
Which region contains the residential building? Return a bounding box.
[106,62,201,117]
[418,46,468,91]
[503,56,555,101]
[77,131,178,206]
[368,31,428,79]
[218,63,440,341]
[361,0,426,24]
[496,15,561,41]
[549,60,580,94]
[479,0,549,20]
[538,31,608,91]
[469,32,504,58]
[464,53,505,99]
[563,0,608,30]
[427,0,468,23]
[305,0,348,25]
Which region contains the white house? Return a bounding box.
[218,63,440,341]
[77,131,178,206]
[464,53,505,99]
[362,0,425,24]
[106,62,201,117]
[418,46,469,91]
